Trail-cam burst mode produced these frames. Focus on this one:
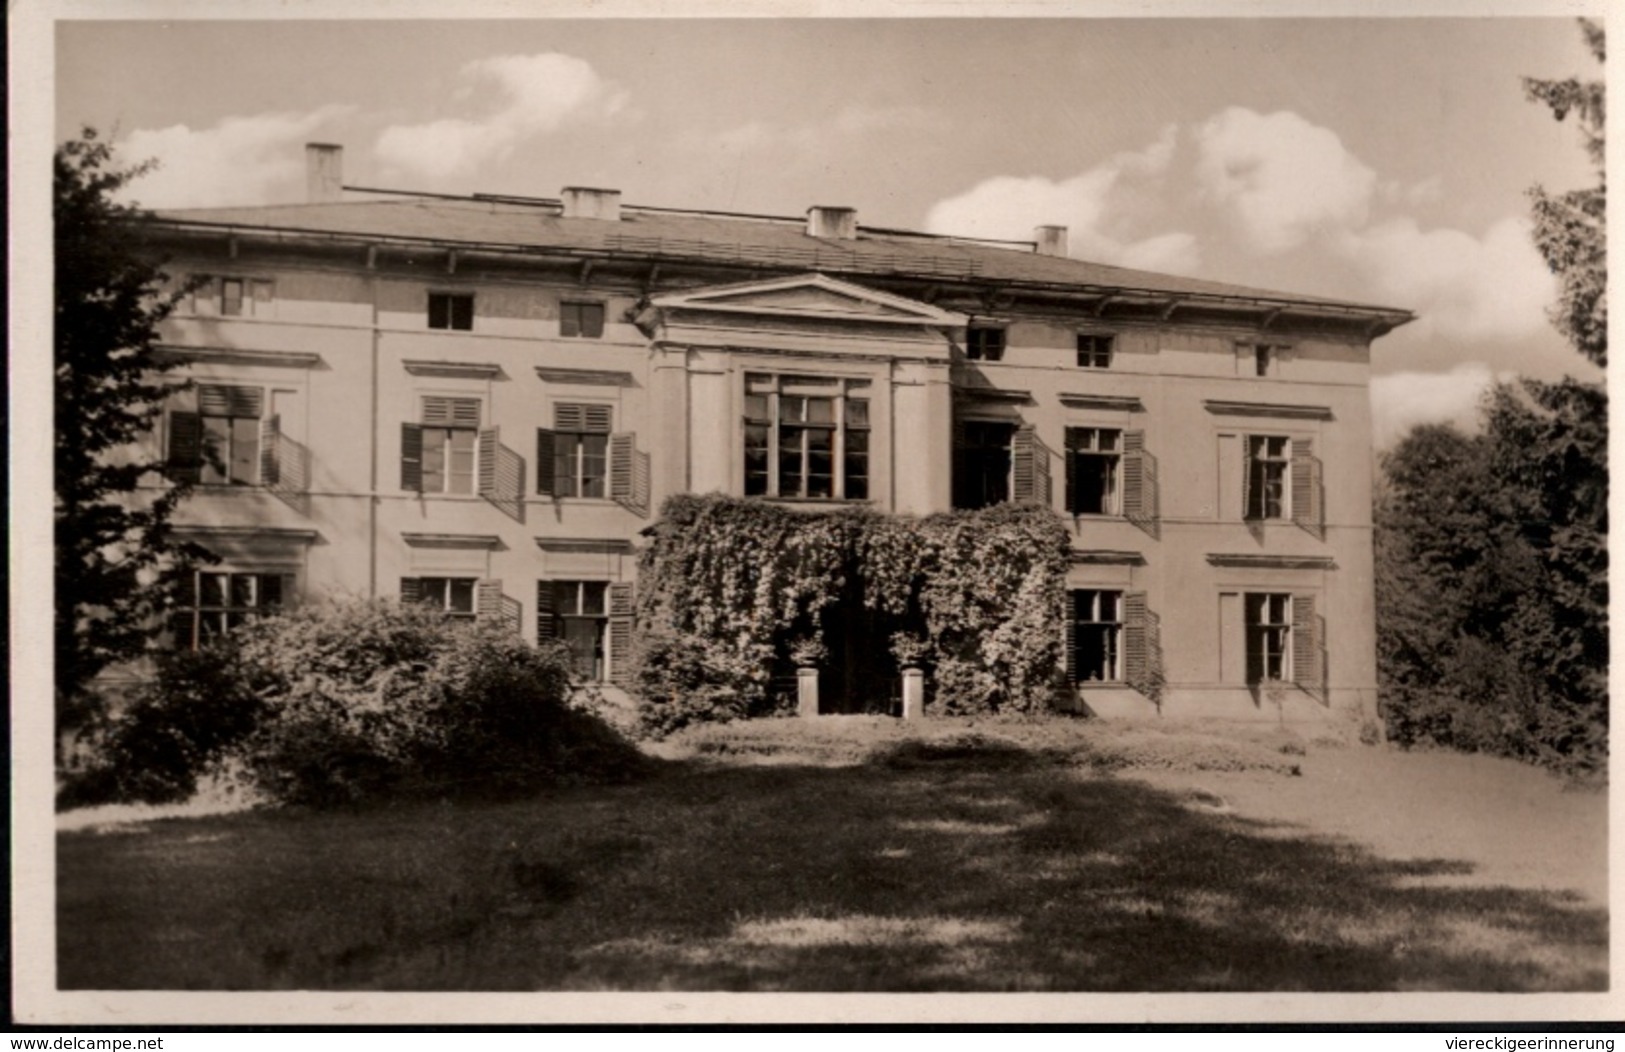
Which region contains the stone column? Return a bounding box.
[797,667,820,718]
[901,667,924,720]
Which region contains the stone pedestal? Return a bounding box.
[901,667,924,720]
[797,667,820,718]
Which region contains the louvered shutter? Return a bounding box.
[1122,429,1157,535]
[583,404,613,433]
[423,396,480,429]
[1064,428,1080,515]
[198,384,263,418]
[608,433,650,517]
[554,403,585,432]
[1063,592,1078,683]
[1012,425,1038,504]
[1292,594,1326,702]
[259,414,281,487]
[1123,591,1149,695]
[535,580,558,639]
[400,423,424,491]
[476,579,504,623]
[168,412,204,483]
[400,577,423,605]
[608,582,635,686]
[535,429,556,495]
[478,427,498,499]
[1291,436,1324,538]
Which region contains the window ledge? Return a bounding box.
[1059,393,1143,412]
[1207,553,1336,570]
[1069,549,1145,566]
[402,359,505,380]
[1203,399,1333,420]
[402,532,504,551]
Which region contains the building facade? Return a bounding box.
[134,143,1412,724]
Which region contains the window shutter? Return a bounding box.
[553,402,612,433]
[400,577,423,605]
[584,404,613,433]
[168,411,204,483]
[400,423,424,491]
[609,433,650,517]
[1122,429,1157,536]
[198,384,263,418]
[423,396,479,428]
[478,427,498,499]
[535,580,558,639]
[1122,591,1161,702]
[1063,592,1078,683]
[1291,436,1324,538]
[1011,425,1038,504]
[1292,594,1326,702]
[476,579,506,625]
[259,414,281,487]
[608,582,635,687]
[1242,436,1258,521]
[1064,428,1080,515]
[535,429,556,496]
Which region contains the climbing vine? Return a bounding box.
[631,495,1070,734]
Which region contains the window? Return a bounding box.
[402,396,480,494]
[168,384,264,486]
[403,577,477,620]
[1245,593,1293,685]
[188,276,274,317]
[966,326,1007,362]
[170,571,285,650]
[1072,590,1122,682]
[560,301,606,339]
[953,421,1014,509]
[742,374,869,500]
[543,580,608,680]
[1245,435,1291,520]
[428,293,474,331]
[547,404,612,498]
[1067,428,1121,515]
[1077,334,1114,369]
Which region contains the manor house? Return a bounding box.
[136,143,1411,723]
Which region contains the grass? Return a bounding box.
[57,716,1606,992]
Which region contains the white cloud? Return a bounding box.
[1336,216,1554,344]
[922,126,1200,274]
[1369,363,1514,448]
[115,107,351,208]
[374,52,627,183]
[1195,107,1376,253]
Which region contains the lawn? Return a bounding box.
[56,717,1607,992]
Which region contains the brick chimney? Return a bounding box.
[1034,225,1069,257]
[306,143,344,203]
[807,205,858,240]
[561,186,622,221]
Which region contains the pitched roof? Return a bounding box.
[151,196,1410,319]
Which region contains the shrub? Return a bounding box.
[57,642,262,807]
[69,599,645,809]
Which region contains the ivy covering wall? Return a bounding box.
[631,494,1070,734]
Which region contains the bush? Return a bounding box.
[67,599,645,809]
[57,643,262,807]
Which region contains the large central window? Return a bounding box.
[743,374,869,500]
[1068,427,1122,515]
[953,420,1014,509]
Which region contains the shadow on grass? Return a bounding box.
[58,748,1606,992]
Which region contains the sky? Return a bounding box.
[52,13,1606,447]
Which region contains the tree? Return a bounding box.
[55,128,207,740]
[1524,18,1606,367]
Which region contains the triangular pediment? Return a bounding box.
[648,273,964,327]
